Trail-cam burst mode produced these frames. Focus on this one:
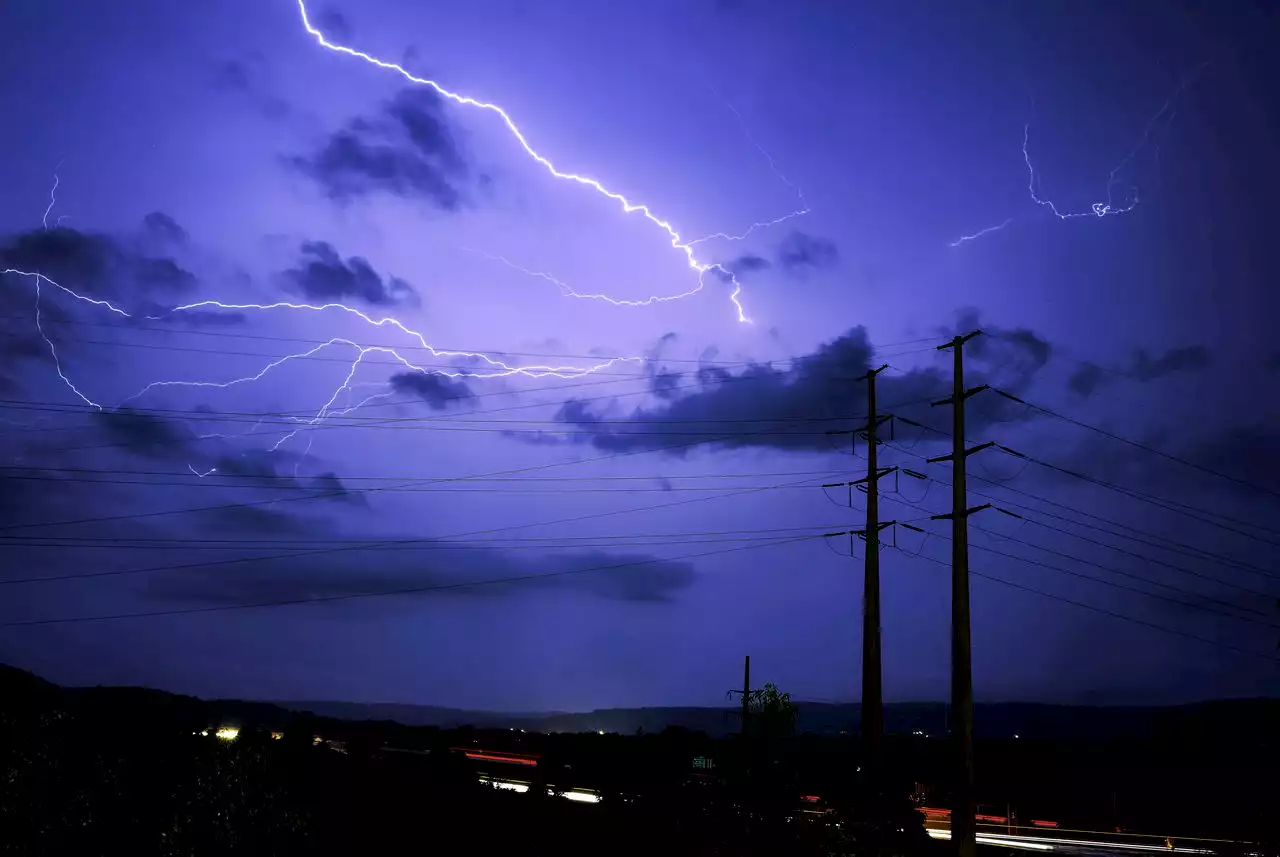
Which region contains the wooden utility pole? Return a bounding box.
[741,655,751,736]
[927,331,992,857]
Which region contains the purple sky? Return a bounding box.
[1,0,1277,711]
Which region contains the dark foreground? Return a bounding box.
[3,665,1275,856]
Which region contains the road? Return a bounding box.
[919,811,1244,855]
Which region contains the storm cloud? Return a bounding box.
[147,538,698,606]
[280,240,419,307]
[547,319,1052,454]
[777,231,839,271]
[389,371,475,409]
[1067,345,1212,398]
[289,87,472,209]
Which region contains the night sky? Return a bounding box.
[1,0,1277,711]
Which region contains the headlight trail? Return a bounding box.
[294,0,809,324]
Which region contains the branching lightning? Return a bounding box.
[294,0,813,324]
[1,265,643,463]
[464,249,708,308]
[31,273,99,410]
[1,1,815,478]
[949,65,1206,247]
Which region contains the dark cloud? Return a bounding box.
[309,471,367,505]
[732,254,771,273]
[777,231,839,272]
[212,56,291,120]
[93,408,200,461]
[195,504,308,535]
[315,6,353,40]
[203,450,366,506]
[141,212,188,245]
[289,88,470,209]
[650,371,683,400]
[1067,345,1212,398]
[280,240,419,307]
[0,226,198,298]
[1067,362,1108,398]
[546,318,1051,455]
[1133,345,1212,381]
[389,371,475,409]
[148,540,697,606]
[710,254,772,284]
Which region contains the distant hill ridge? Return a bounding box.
[3,664,1274,740]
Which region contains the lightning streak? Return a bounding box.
[464,249,707,307]
[31,273,100,410]
[950,65,1206,247]
[1,266,642,460]
[687,87,810,247]
[948,218,1013,248]
[294,0,789,324]
[42,163,62,230]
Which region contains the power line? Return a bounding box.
[0,470,834,585]
[879,450,1278,592]
[994,388,1280,502]
[882,431,1280,555]
[843,447,1278,617]
[0,310,941,367]
[0,534,819,627]
[888,544,1280,663]
[0,524,841,550]
[0,464,845,483]
[1021,451,1280,546]
[965,524,1278,628]
[0,471,841,494]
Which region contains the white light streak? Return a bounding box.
[294,0,798,323]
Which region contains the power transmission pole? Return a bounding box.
[741,655,751,736]
[859,364,890,778]
[927,331,993,857]
[823,370,895,775]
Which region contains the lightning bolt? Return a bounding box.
[1,267,644,461]
[4,2,817,479]
[42,163,62,230]
[294,0,808,324]
[31,272,100,410]
[948,218,1014,248]
[950,65,1206,247]
[686,86,810,248]
[464,249,709,308]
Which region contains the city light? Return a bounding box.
[214,726,239,741]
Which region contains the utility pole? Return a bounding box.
[927,331,993,857]
[823,369,896,765]
[859,364,889,778]
[728,655,756,737]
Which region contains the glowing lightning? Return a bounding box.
[31,272,101,410]
[42,163,62,230]
[949,65,1206,247]
[1,266,643,460]
[948,218,1013,248]
[293,0,795,324]
[687,87,810,247]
